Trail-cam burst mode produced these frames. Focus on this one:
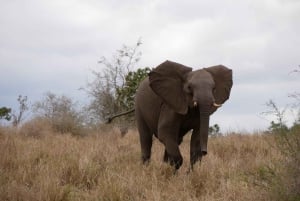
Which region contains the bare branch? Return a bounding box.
[82,39,142,122]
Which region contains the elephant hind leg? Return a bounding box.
[163,149,168,163]
[136,119,153,164]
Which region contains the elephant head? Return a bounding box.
[149,60,233,155]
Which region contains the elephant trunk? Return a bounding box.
[199,108,210,155]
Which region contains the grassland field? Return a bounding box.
[0,121,298,201]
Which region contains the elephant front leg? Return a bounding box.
[190,128,203,170]
[157,107,183,170]
[158,131,183,170]
[165,141,183,170]
[163,136,183,163]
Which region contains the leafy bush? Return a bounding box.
[209,124,221,137]
[0,107,11,121]
[115,67,151,127]
[116,67,151,111]
[274,125,300,201]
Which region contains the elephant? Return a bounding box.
[134,60,233,170]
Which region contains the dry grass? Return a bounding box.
[0,123,294,201]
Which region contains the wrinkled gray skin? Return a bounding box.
[135,60,233,170]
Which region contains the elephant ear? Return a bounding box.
[149,60,192,115]
[204,65,233,104]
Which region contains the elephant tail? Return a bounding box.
[106,109,135,123]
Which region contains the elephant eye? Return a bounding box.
[185,84,193,95]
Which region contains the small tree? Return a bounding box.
[0,107,12,121]
[264,99,300,200]
[209,124,221,136]
[12,95,29,127]
[84,39,142,123]
[262,66,300,200]
[289,92,300,129]
[262,99,288,134]
[116,67,151,111]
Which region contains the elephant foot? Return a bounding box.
[171,158,183,170]
[142,155,150,165]
[163,150,183,169]
[190,151,203,170]
[189,160,202,172]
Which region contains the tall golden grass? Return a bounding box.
[0,121,297,201]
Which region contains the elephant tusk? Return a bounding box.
[193,101,197,107]
[213,103,222,107]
